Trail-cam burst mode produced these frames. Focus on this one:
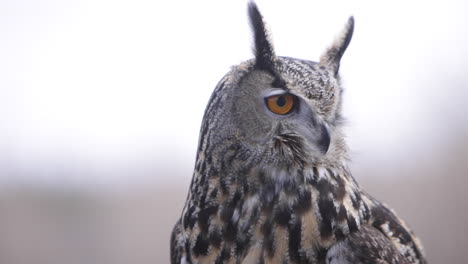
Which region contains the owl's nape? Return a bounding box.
[171,3,426,264]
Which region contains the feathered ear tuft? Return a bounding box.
[320,16,354,75]
[248,2,276,72]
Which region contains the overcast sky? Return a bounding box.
[1,0,467,188]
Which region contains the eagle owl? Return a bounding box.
[171,3,426,264]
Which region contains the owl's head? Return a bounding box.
[200,3,354,169]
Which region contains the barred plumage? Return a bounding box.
[171,3,426,264]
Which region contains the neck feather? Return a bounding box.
[182,160,372,254]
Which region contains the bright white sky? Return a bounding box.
[0,0,467,188]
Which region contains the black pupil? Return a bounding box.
[276,96,286,107]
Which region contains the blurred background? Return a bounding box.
[1,0,467,263]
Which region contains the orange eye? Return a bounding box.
[265,94,296,115]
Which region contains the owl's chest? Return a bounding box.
[240,206,325,264]
[192,190,330,264]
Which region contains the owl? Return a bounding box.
[171,3,426,264]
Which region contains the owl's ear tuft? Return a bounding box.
[320,16,354,75]
[248,2,276,72]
